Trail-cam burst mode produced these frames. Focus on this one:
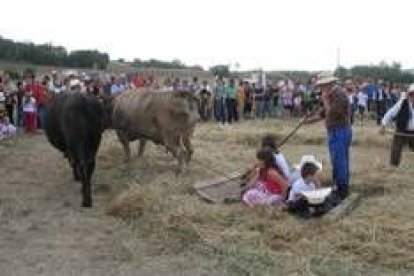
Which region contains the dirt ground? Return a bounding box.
[0,135,228,276]
[0,119,413,275]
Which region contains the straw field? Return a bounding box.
[0,119,413,275]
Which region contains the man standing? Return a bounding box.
[26,75,48,130]
[225,78,238,124]
[304,76,352,200]
[364,79,377,113]
[375,80,388,125]
[213,77,226,125]
[189,77,200,94]
[380,84,414,167]
[111,77,125,96]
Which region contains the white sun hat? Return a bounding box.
[294,155,323,171]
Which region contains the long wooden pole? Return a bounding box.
[276,114,310,149]
[385,131,414,138]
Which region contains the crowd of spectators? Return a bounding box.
[0,69,409,140]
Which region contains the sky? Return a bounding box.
[0,0,413,71]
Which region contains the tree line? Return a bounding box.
[334,62,414,84]
[130,58,203,71]
[0,36,109,70]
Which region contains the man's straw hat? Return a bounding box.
[315,76,339,86]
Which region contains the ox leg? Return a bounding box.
[68,155,81,181]
[73,164,81,182]
[138,139,147,157]
[173,136,186,174]
[162,134,184,175]
[80,161,95,208]
[182,132,194,164]
[116,130,131,163]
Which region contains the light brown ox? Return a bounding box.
[111,89,200,173]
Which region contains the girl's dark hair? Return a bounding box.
[261,133,279,153]
[301,162,319,178]
[256,147,275,169]
[256,147,285,179]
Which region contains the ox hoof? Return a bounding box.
[73,174,81,182]
[82,200,92,208]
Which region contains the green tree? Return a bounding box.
[334,66,349,79]
[209,65,230,78]
[0,36,109,69]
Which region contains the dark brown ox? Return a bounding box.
[111,90,200,173]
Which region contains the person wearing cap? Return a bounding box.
[303,75,352,200]
[380,84,414,167]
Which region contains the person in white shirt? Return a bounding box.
[287,160,321,202]
[286,161,322,218]
[380,84,414,167]
[0,111,16,140]
[357,90,368,125]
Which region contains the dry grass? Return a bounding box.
[103,119,414,275]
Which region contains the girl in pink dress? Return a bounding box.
[242,147,289,207]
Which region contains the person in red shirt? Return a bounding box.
[25,75,48,129]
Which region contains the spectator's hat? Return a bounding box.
[0,92,5,102]
[294,155,323,171]
[70,79,81,87]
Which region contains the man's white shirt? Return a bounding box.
[382,98,414,131]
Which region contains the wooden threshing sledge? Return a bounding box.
[194,171,361,221]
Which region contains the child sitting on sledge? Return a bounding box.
[286,156,333,218]
[242,147,289,207]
